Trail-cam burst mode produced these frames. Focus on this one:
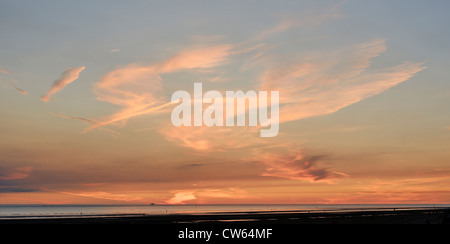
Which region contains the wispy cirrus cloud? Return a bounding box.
[63,7,345,136]
[156,8,424,155]
[3,82,29,95]
[159,39,424,155]
[242,39,424,182]
[252,2,344,41]
[0,69,28,95]
[157,44,233,72]
[51,112,119,136]
[161,126,262,152]
[11,85,28,95]
[86,45,233,132]
[41,66,85,102]
[260,39,425,124]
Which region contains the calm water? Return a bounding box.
[1,204,449,219]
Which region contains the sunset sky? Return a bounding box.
[1,0,450,205]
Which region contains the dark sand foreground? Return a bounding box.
[1,208,450,224]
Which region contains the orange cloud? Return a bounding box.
[197,188,248,199]
[166,188,247,204]
[328,175,450,204]
[41,66,85,102]
[166,191,196,204]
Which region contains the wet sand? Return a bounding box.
[1,208,449,224]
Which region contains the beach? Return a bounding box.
[1,207,449,224]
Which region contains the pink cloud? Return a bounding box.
[41,66,85,102]
[260,39,425,124]
[0,167,32,180]
[87,45,233,132]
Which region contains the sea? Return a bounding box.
[1,204,449,219]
